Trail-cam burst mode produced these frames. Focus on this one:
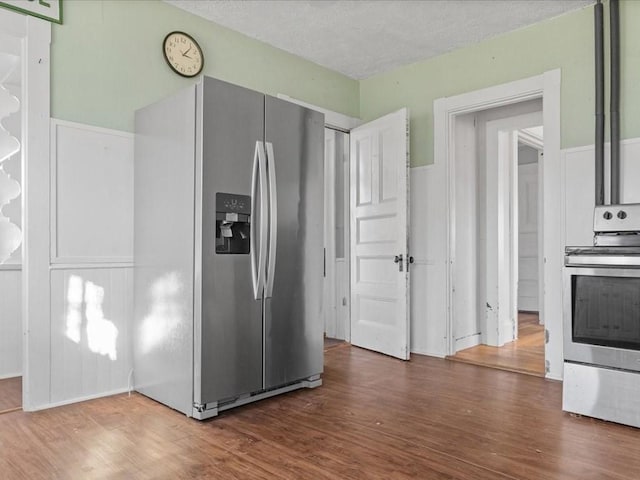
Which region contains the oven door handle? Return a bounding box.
[565,255,640,268]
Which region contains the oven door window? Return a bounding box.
[572,275,640,350]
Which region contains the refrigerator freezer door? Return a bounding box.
[199,77,265,404]
[263,96,325,389]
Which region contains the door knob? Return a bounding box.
[394,254,403,272]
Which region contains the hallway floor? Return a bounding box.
[447,312,545,377]
[0,376,21,414]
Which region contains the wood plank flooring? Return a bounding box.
[324,337,347,351]
[448,312,545,377]
[0,376,21,414]
[2,346,640,479]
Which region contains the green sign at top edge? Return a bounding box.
[0,0,63,25]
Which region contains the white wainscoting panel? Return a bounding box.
[35,119,136,410]
[50,119,134,264]
[563,146,596,247]
[0,269,21,378]
[49,267,133,404]
[335,258,349,341]
[410,165,448,357]
[562,138,640,248]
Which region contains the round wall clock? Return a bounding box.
[163,31,204,78]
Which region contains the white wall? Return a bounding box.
[518,144,539,165]
[410,166,444,355]
[33,119,134,409]
[452,114,479,351]
[0,270,21,378]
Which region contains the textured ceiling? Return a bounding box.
[165,0,593,80]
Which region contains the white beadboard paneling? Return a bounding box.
[621,141,640,204]
[335,259,349,341]
[50,119,134,264]
[563,146,596,247]
[49,267,132,404]
[0,270,21,378]
[563,138,640,249]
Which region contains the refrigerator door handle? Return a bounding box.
[251,141,268,299]
[265,141,278,298]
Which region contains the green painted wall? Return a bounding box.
[52,1,640,166]
[51,0,359,132]
[360,0,640,167]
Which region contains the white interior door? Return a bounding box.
[518,161,539,312]
[349,108,410,360]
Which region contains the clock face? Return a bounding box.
[163,31,204,78]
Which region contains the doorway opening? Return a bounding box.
[433,70,562,379]
[322,111,412,360]
[447,108,545,376]
[323,126,350,351]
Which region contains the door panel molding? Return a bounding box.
[350,108,410,360]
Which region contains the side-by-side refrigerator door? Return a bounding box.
[197,77,265,406]
[263,96,325,389]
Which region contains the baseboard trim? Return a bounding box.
[25,387,130,412]
[411,348,446,358]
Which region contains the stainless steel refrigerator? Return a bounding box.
[133,76,324,419]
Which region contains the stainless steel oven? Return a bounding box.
[564,248,640,372]
[563,1,640,427]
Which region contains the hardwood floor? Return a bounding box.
[0,376,21,414]
[324,337,347,351]
[448,312,545,377]
[2,346,640,479]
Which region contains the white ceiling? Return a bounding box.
[165,0,593,80]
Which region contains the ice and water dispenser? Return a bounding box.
[215,193,251,254]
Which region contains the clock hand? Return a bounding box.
[181,47,192,57]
